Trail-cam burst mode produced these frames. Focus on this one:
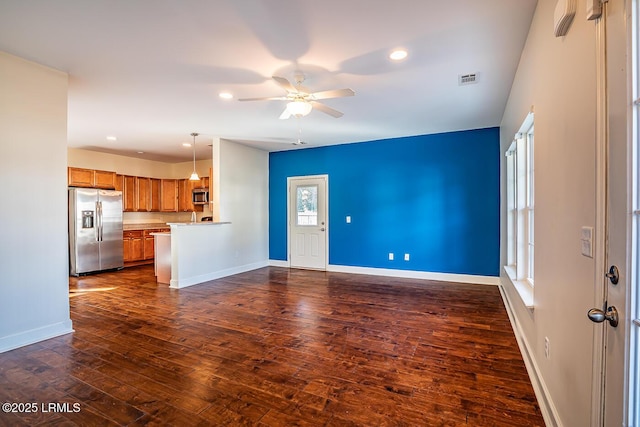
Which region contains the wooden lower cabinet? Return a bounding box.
[123,230,144,263]
[143,230,156,260]
[124,228,169,267]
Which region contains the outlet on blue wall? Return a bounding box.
[269,127,500,277]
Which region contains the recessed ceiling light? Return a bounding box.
[106,135,117,141]
[137,151,144,154]
[219,92,233,99]
[182,143,192,147]
[389,49,408,61]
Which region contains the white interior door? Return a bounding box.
[289,176,327,270]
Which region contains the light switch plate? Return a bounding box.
[346,216,351,223]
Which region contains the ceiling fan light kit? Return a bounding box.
[239,74,355,120]
[286,100,313,117]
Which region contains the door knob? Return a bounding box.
[587,305,619,327]
[320,227,325,231]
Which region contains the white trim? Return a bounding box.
[327,264,500,286]
[504,265,534,308]
[590,5,609,425]
[269,259,290,268]
[0,320,74,354]
[499,284,562,427]
[169,260,268,289]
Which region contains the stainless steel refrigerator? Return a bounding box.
[69,188,124,275]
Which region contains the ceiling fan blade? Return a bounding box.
[272,76,299,93]
[310,88,355,100]
[309,101,344,118]
[279,108,292,120]
[238,96,287,102]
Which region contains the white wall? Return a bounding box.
[218,139,269,265]
[0,52,73,352]
[169,139,269,288]
[500,1,598,425]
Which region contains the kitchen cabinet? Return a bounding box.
[114,174,124,192]
[150,178,161,211]
[143,228,169,260]
[68,167,116,189]
[122,175,137,212]
[123,230,144,262]
[178,179,191,212]
[78,170,209,213]
[178,178,208,212]
[160,179,178,212]
[137,177,151,212]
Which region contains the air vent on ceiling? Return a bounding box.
[458,73,478,86]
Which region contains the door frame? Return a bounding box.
[287,174,329,270]
[589,4,608,424]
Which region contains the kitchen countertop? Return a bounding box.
[123,223,170,231]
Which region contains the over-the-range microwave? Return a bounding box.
[192,188,209,204]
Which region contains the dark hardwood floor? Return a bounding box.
[0,266,544,426]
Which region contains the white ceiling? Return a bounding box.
[0,0,537,162]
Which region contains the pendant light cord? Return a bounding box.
[190,132,200,180]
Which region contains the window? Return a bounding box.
[296,185,318,226]
[506,113,535,291]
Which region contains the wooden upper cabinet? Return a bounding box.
[178,179,191,212]
[114,174,124,192]
[150,178,161,212]
[122,175,137,212]
[137,177,151,212]
[94,170,117,189]
[68,167,116,189]
[178,178,208,212]
[160,179,178,212]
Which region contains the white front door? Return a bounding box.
[289,175,327,270]
[589,2,632,425]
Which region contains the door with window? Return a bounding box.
[289,176,327,270]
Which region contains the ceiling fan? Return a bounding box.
[239,73,355,119]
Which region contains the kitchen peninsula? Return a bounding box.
[154,221,233,289]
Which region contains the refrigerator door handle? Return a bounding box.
[96,201,102,242]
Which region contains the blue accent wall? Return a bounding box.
[269,127,500,276]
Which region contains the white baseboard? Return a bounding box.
[0,320,74,354]
[498,283,562,427]
[268,259,290,268]
[266,260,500,285]
[327,264,501,286]
[170,260,269,289]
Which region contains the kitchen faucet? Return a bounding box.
[191,211,196,223]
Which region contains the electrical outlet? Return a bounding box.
[404,253,410,261]
[388,253,394,261]
[544,337,550,359]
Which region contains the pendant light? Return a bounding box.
[189,132,200,181]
